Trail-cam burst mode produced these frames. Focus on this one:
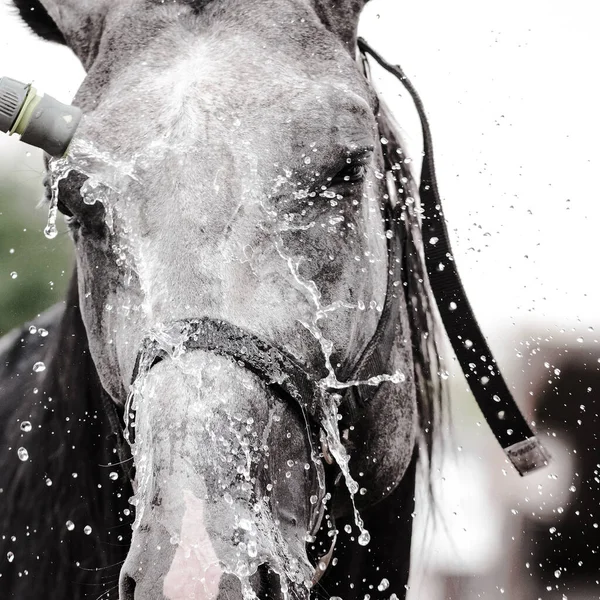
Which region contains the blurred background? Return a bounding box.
[1,0,598,598]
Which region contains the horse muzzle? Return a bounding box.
[118,321,331,599]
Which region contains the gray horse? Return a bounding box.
[0,1,442,598]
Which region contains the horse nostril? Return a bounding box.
[120,574,136,600]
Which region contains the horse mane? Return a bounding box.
[376,99,447,470]
[10,0,66,44]
[0,275,132,599]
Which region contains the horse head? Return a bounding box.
[11,1,432,598]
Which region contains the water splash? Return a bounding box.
[320,394,370,546]
[45,136,139,239]
[44,161,69,239]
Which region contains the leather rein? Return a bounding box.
[356,38,550,475]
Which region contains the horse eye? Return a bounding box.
[333,163,366,186]
[343,164,366,183]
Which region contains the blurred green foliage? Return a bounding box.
[0,140,72,336]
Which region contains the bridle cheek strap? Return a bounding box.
[358,38,550,475]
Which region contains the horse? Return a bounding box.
[0,1,443,598]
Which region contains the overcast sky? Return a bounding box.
[1,0,598,358]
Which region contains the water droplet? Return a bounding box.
[10,272,17,279]
[303,157,311,165]
[83,526,92,535]
[554,569,561,579]
[109,471,119,481]
[20,421,32,433]
[66,520,75,531]
[7,551,14,563]
[44,223,58,240]
[449,301,457,311]
[32,362,46,373]
[38,328,48,337]
[309,495,318,505]
[28,326,37,334]
[238,518,253,531]
[378,578,390,591]
[17,447,29,461]
[358,530,371,546]
[45,478,52,486]
[223,492,233,505]
[80,178,106,206]
[429,237,439,245]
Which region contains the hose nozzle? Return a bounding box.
[0,77,82,158]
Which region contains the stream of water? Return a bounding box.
[45,137,138,238]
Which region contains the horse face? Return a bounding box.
[27,0,392,597]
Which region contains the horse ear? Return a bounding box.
[11,0,66,45]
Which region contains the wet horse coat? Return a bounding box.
[1,1,441,598]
